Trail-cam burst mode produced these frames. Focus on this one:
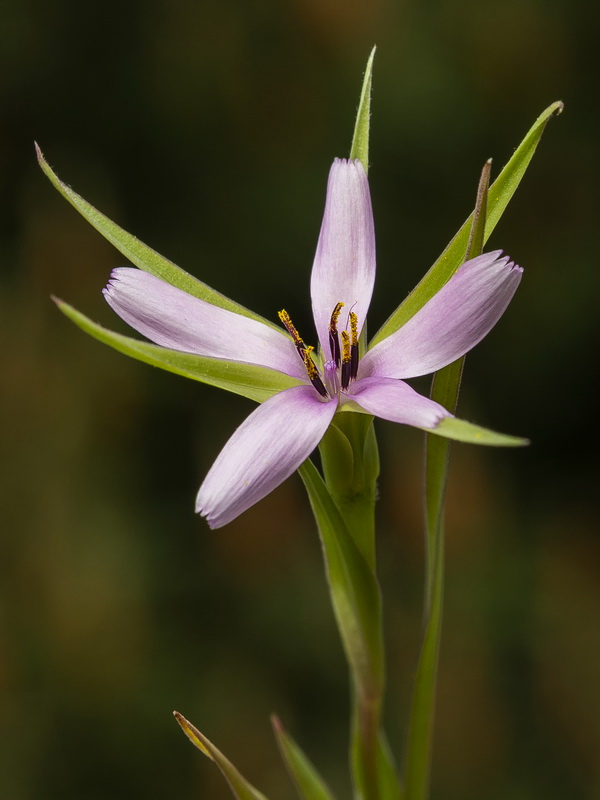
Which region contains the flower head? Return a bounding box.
[103,159,522,528]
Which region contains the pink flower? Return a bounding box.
[104,159,522,528]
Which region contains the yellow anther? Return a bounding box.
[349,311,359,346]
[302,346,317,370]
[329,302,344,332]
[301,345,328,397]
[278,310,327,397]
[341,330,351,363]
[301,345,316,376]
[278,309,304,348]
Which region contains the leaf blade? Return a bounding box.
[297,459,403,800]
[174,712,269,800]
[271,715,337,800]
[430,416,529,447]
[371,100,563,347]
[37,144,279,330]
[55,298,301,403]
[350,47,376,173]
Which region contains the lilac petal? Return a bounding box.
[196,385,337,529]
[347,376,451,429]
[310,159,376,355]
[361,251,523,379]
[103,268,304,379]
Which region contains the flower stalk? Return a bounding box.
[403,159,491,800]
[319,416,388,800]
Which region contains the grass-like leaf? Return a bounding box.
[297,459,383,695]
[371,100,564,347]
[174,712,269,800]
[298,459,402,800]
[429,416,529,447]
[55,298,301,404]
[350,47,376,173]
[36,143,280,330]
[272,715,337,800]
[404,157,514,800]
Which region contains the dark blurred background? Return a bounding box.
[1,0,598,798]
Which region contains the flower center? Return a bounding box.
[278,303,359,399]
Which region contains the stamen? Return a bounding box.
[349,311,359,380]
[278,309,306,354]
[278,309,327,398]
[302,346,328,398]
[341,330,351,390]
[328,302,344,366]
[349,311,358,344]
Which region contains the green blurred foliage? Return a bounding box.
[1,0,599,799]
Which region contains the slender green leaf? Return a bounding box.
[298,459,383,693]
[350,715,404,800]
[403,369,458,800]
[174,712,269,800]
[377,734,404,800]
[401,526,444,800]
[36,144,279,330]
[371,100,563,347]
[272,715,337,800]
[340,401,528,447]
[298,459,403,800]
[429,416,529,447]
[350,47,376,173]
[55,298,301,403]
[404,161,492,800]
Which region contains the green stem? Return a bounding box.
[403,158,490,800]
[317,414,400,800]
[320,412,379,567]
[402,405,451,800]
[352,693,382,800]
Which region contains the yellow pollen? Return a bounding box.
[349,311,358,345]
[329,302,344,332]
[278,309,304,347]
[341,330,351,363]
[301,345,319,378]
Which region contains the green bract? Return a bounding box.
[55,299,301,404]
[371,100,564,347]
